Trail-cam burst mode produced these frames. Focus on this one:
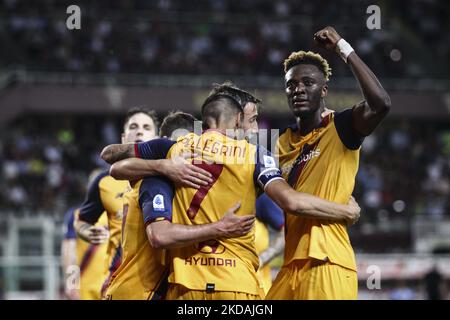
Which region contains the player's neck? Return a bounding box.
[204,122,235,138]
[219,120,239,137]
[296,111,322,136]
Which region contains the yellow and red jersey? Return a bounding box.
[63,207,109,299]
[276,109,364,271]
[105,177,172,300]
[136,129,283,295]
[78,171,130,276]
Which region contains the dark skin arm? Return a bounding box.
[314,26,391,136]
[265,179,360,225]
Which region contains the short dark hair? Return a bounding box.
[159,111,198,138]
[201,81,261,128]
[123,107,159,131]
[201,81,261,113]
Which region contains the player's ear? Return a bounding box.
[321,84,328,98]
[235,112,243,129]
[121,133,125,144]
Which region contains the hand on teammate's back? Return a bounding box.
[161,154,213,189]
[216,202,255,238]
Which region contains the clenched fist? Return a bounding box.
[314,26,342,51]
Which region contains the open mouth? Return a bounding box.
[134,139,143,143]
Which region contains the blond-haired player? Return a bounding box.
[266,26,391,300]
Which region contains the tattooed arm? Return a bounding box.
[101,143,136,164]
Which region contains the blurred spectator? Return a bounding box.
[389,280,416,300]
[423,264,446,300]
[1,114,449,233]
[0,0,449,253]
[0,0,448,78]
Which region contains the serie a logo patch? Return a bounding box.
[153,194,165,212]
[263,155,276,168]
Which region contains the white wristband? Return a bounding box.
[335,38,354,63]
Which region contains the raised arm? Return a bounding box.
[314,26,391,136]
[146,203,255,249]
[265,179,360,225]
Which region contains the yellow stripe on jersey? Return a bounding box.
[277,113,359,271]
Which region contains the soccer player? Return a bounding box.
[110,94,285,295]
[236,86,285,295]
[101,85,361,300]
[266,26,391,300]
[105,111,255,299]
[61,171,109,300]
[61,207,109,300]
[104,111,213,189]
[74,107,161,297]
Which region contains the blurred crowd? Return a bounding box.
[1,115,449,230]
[0,115,119,215]
[1,0,449,252]
[0,0,448,78]
[356,120,450,224]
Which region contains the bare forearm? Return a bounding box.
[266,180,350,221]
[347,53,391,114]
[147,221,222,249]
[288,190,350,221]
[110,158,165,180]
[61,240,77,272]
[101,143,135,164]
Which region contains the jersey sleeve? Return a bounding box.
[62,208,77,239]
[139,176,174,226]
[78,170,108,224]
[255,193,285,231]
[253,145,284,191]
[334,108,365,150]
[135,138,176,160]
